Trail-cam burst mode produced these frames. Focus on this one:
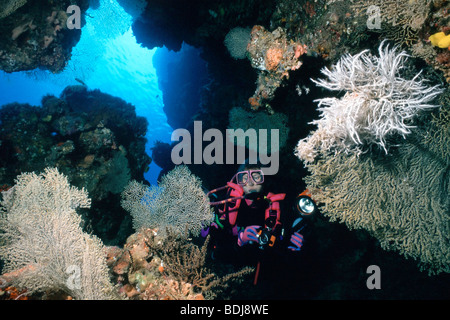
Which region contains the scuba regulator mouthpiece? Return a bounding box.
[244,191,263,201]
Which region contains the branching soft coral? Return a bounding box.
[303,129,450,275]
[0,168,117,300]
[121,165,212,237]
[296,41,443,163]
[145,229,254,299]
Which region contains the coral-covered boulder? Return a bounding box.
[0,0,89,73]
[0,85,151,245]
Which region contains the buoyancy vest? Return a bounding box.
[217,188,286,235]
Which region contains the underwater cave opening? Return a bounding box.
[0,0,177,186]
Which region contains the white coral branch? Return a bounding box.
[0,168,117,300]
[121,166,212,237]
[296,41,443,162]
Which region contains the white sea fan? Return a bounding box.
[0,168,117,300]
[121,165,212,237]
[296,41,443,162]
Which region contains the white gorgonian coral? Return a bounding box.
[0,168,117,300]
[121,165,212,237]
[295,41,443,163]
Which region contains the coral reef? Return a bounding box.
[0,285,29,300]
[106,228,253,300]
[351,0,433,33]
[0,169,252,300]
[293,41,448,275]
[302,121,450,275]
[429,31,450,48]
[0,168,118,299]
[350,0,450,83]
[152,45,209,129]
[0,85,151,245]
[151,140,176,179]
[415,1,450,82]
[246,25,307,110]
[121,165,212,237]
[0,0,89,73]
[122,0,450,298]
[295,42,443,163]
[115,0,147,20]
[270,0,364,64]
[411,41,449,82]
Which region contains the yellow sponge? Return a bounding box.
[429,32,450,48]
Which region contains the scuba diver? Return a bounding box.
[202,159,317,285]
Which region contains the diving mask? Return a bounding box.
[235,169,264,186]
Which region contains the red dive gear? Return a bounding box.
[208,178,285,235]
[207,174,287,286]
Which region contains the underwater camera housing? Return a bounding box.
[257,228,276,249]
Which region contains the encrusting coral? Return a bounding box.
[106,228,254,300]
[246,25,307,110]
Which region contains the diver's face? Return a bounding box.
[243,181,263,195]
[237,169,264,195]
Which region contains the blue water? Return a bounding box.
[0,0,172,185]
